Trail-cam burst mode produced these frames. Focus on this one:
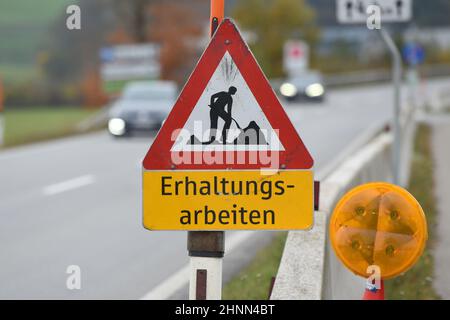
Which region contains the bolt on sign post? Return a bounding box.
[336,0,413,186]
[142,4,314,300]
[379,28,403,186]
[329,182,428,299]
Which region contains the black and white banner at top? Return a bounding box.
[336,0,412,24]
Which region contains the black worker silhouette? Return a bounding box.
[204,86,237,145]
[188,86,269,147]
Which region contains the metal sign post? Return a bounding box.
[336,0,413,186]
[379,28,402,185]
[188,0,225,301]
[188,231,224,300]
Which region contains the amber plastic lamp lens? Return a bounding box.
[329,182,428,279]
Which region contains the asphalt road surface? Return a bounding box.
[1,79,449,299]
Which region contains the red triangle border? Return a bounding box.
[143,18,313,170]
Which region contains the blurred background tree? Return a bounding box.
[233,0,319,78]
[148,2,203,84]
[42,0,207,107]
[2,0,450,108]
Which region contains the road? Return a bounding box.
[1,78,449,299]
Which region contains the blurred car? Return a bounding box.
[279,71,326,102]
[108,81,177,137]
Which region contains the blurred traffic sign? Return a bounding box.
[337,0,412,24]
[283,40,309,76]
[142,19,314,231]
[402,42,425,66]
[99,44,160,80]
[336,1,410,184]
[329,182,428,279]
[99,44,160,94]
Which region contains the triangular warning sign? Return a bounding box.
[143,18,313,170]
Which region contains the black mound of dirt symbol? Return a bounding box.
[190,135,202,145]
[189,135,221,145]
[187,88,269,146]
[233,121,268,145]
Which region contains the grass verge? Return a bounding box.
[222,232,287,300]
[385,125,441,300]
[2,107,95,147]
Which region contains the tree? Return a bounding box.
[106,0,206,83]
[43,0,115,106]
[42,0,208,107]
[233,0,319,78]
[109,0,156,43]
[147,2,204,83]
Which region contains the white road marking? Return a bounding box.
[42,175,95,196]
[140,231,256,300]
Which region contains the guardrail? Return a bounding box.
[270,132,393,300]
[324,64,450,88]
[270,64,450,90]
[324,70,391,87]
[270,92,418,299]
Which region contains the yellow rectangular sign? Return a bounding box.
[142,170,313,230]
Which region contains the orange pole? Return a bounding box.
[210,0,224,36]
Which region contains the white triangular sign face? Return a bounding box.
[143,18,313,171]
[171,52,285,152]
[142,20,314,232]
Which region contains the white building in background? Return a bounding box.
[319,26,450,63]
[317,27,385,61]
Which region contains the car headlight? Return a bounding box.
[280,83,298,98]
[305,83,324,98]
[108,118,126,136]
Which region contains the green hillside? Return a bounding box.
[0,0,73,84]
